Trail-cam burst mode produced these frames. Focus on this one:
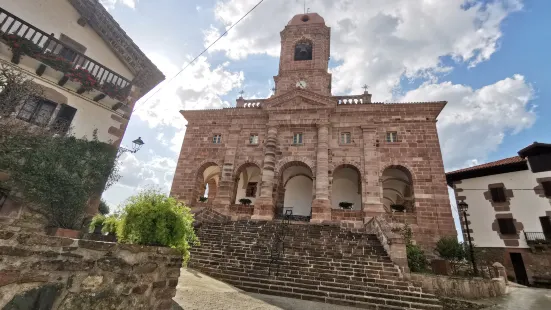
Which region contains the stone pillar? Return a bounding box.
[212,126,240,214]
[252,125,278,220]
[311,123,331,223]
[361,126,385,220]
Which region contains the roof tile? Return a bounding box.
[446,156,526,175]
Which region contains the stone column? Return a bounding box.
[212,126,240,214]
[252,125,278,220]
[311,123,332,223]
[362,126,385,220]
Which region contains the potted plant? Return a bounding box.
[66,67,98,93]
[391,204,406,212]
[4,34,42,64]
[339,201,353,210]
[199,196,208,203]
[36,52,73,73]
[89,214,106,234]
[239,198,252,206]
[101,81,129,101]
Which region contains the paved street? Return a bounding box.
[484,286,551,310]
[174,268,551,310]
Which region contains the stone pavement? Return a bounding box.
[483,285,551,310]
[173,268,551,310]
[173,268,360,310]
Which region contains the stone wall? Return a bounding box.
[365,215,408,273]
[0,230,182,309]
[409,273,507,300]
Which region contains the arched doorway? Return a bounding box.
[331,165,362,210]
[193,163,221,204]
[232,163,262,205]
[279,162,313,216]
[382,166,414,212]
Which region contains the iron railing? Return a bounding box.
[524,232,551,244]
[268,210,292,276]
[0,8,132,99]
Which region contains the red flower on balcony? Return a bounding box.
[36,52,73,72]
[68,67,98,91]
[3,33,42,56]
[100,82,129,101]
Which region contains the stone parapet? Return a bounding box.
[408,273,508,300]
[366,215,408,274]
[0,230,182,309]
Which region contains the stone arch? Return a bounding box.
[380,163,417,183]
[231,162,262,205]
[192,161,222,204]
[275,156,315,179]
[275,160,314,217]
[331,164,362,210]
[294,37,313,61]
[381,165,415,213]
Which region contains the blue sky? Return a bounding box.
[100,0,550,223]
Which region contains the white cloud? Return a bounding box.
[100,0,138,10]
[206,0,522,98]
[400,74,535,170]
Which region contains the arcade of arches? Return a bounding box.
[191,161,417,218]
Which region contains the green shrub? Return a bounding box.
[102,214,120,235]
[89,214,106,233]
[401,223,428,272]
[98,199,110,215]
[435,236,465,262]
[339,202,353,209]
[117,190,199,263]
[239,198,252,205]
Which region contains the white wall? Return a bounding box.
[284,175,313,216]
[456,169,551,248]
[234,166,261,204]
[2,0,134,80]
[331,167,361,209]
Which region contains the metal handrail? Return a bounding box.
[524,231,551,244]
[0,8,132,99]
[268,210,292,276]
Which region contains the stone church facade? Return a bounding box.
[171,13,456,249]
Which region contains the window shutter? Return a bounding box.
[53,104,77,134]
[541,181,551,197]
[498,219,516,235]
[490,187,506,202]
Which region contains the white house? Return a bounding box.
[447,142,551,287]
[0,0,164,144]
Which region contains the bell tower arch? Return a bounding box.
[274,13,332,96]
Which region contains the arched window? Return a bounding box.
[294,41,312,61]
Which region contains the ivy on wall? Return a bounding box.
[0,124,120,229]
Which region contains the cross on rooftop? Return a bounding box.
[362,84,369,92]
[239,90,245,97]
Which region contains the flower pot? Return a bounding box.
[93,224,103,234]
[11,52,21,64]
[48,228,82,239]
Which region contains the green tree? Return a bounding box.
[98,199,110,215]
[435,236,465,261]
[117,189,199,263]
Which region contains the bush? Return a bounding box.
[339,202,353,209]
[89,214,106,233]
[401,223,428,272]
[98,199,110,215]
[117,190,199,262]
[239,198,252,205]
[102,214,120,235]
[435,236,465,262]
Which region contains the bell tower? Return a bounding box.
[273,13,332,96]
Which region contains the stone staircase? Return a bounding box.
[189,220,442,309]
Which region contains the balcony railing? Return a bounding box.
[524,232,551,245]
[0,7,131,101]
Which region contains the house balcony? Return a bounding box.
[0,8,131,114]
[524,232,551,245]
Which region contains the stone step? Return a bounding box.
[189,261,416,293]
[191,266,441,310]
[191,245,395,266]
[190,251,401,278]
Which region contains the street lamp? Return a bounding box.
[458,201,478,276]
[131,137,144,153]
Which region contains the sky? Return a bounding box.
[100,0,550,226]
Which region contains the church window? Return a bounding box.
[249,134,259,144]
[212,134,221,144]
[293,133,303,145]
[386,132,398,143]
[341,132,351,144]
[246,182,258,197]
[294,42,312,61]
